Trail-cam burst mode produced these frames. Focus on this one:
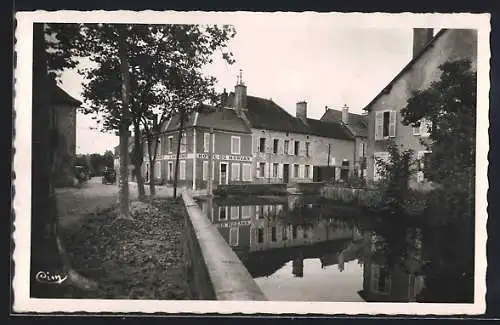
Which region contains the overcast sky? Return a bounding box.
[59,24,419,155]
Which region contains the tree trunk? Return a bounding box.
[118,25,130,218]
[145,135,157,197]
[173,110,186,198]
[30,23,66,297]
[132,121,145,201]
[149,156,156,197]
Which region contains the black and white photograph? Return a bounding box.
[13,11,490,315]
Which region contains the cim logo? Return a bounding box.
[35,271,68,285]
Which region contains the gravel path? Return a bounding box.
[55,178,190,300]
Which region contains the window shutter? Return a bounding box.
[299,165,304,178]
[278,163,283,179]
[389,110,397,137]
[204,133,209,152]
[375,112,383,140]
[202,161,208,180]
[263,163,268,178]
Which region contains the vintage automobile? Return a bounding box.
[102,167,117,185]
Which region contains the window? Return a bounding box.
[284,140,290,155]
[257,228,264,243]
[282,226,288,240]
[273,139,279,154]
[259,137,266,153]
[305,142,310,157]
[293,164,299,178]
[241,206,251,219]
[154,161,161,178]
[242,163,252,181]
[230,206,239,220]
[180,132,187,153]
[231,136,241,155]
[375,110,396,140]
[202,161,209,180]
[359,142,366,158]
[271,227,277,242]
[294,141,300,155]
[179,160,186,180]
[256,206,263,219]
[168,136,174,153]
[304,165,310,179]
[229,228,239,246]
[373,152,389,181]
[167,162,173,181]
[259,162,266,178]
[292,225,298,239]
[203,133,210,152]
[156,139,162,156]
[231,163,240,181]
[341,160,349,181]
[371,264,391,294]
[272,163,279,178]
[303,227,308,239]
[219,207,228,220]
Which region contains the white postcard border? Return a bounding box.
[13,11,491,315]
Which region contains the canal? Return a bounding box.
[196,194,428,303]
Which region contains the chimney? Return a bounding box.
[234,69,247,113]
[296,101,307,119]
[413,28,434,58]
[325,105,329,113]
[342,104,349,124]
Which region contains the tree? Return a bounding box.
[401,59,476,303]
[31,23,97,297]
[135,24,236,197]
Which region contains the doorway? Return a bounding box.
[167,161,173,181]
[283,164,290,184]
[220,162,228,185]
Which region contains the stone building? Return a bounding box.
[50,82,81,187]
[139,73,359,190]
[321,105,368,178]
[363,28,478,183]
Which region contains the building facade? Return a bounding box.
[51,83,81,188]
[321,105,368,178]
[141,76,358,190]
[363,28,478,184]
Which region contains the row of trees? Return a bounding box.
[46,23,236,211]
[74,150,114,177]
[373,59,476,303]
[32,23,236,294]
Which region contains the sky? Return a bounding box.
[58,23,418,155]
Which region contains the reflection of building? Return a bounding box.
[363,28,477,184]
[360,230,425,302]
[200,197,357,253]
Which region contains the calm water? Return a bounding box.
[197,195,427,302]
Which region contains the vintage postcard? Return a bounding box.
[12,11,490,315]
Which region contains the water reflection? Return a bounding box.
[198,195,426,302]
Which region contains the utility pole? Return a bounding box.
[207,128,214,197]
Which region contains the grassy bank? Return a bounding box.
[58,198,190,300]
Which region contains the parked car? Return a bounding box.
[102,167,116,184]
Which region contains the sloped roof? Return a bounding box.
[363,29,448,112]
[51,84,82,106]
[320,109,368,138]
[164,105,251,134]
[226,93,354,141]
